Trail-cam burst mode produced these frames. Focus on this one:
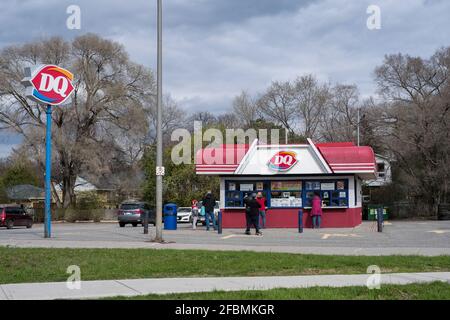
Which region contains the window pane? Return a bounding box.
[120,204,140,210]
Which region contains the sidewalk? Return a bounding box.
[3,240,450,256]
[1,272,449,300]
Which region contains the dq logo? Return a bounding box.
[267,151,298,172]
[24,65,74,105]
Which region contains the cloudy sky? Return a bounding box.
[1,0,449,155]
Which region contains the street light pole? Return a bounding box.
[357,107,360,147]
[154,0,164,242]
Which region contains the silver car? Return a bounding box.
[118,201,155,227]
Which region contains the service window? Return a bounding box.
[225,181,268,207]
[303,180,348,208]
[270,181,302,207]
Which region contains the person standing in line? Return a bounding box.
[202,191,217,231]
[311,192,323,229]
[245,193,262,236]
[256,192,267,229]
[243,193,251,234]
[191,199,199,230]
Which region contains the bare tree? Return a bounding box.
[188,111,217,127]
[374,47,450,214]
[256,81,297,134]
[232,90,257,127]
[0,34,155,208]
[319,84,359,142]
[146,94,185,145]
[292,75,330,139]
[216,112,240,128]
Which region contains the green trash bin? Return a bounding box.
[368,205,388,221]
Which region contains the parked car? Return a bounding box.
[177,207,192,223]
[0,205,33,229]
[117,201,155,227]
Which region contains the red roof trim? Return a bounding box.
[195,141,376,176]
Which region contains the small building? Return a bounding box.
[195,139,377,228]
[54,176,128,208]
[5,184,45,207]
[364,154,392,187]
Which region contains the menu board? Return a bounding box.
[240,184,254,191]
[271,181,301,191]
[291,198,302,207]
[271,197,302,207]
[321,182,335,190]
[305,181,321,190]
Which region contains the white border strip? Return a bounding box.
[234,138,258,174]
[307,138,332,174]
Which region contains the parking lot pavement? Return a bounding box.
[0,221,449,255]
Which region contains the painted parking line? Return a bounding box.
[221,234,262,239]
[427,230,450,234]
[321,233,362,240]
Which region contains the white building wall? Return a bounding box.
[219,177,226,209]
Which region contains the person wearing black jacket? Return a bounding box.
[243,193,251,233]
[245,193,262,236]
[202,191,217,231]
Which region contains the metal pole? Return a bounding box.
[298,209,303,233]
[218,210,222,234]
[154,0,163,242]
[284,126,288,144]
[357,108,360,146]
[44,104,52,238]
[143,210,149,234]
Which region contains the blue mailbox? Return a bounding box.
[163,203,178,230]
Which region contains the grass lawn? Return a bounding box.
[0,246,449,284]
[112,282,450,300]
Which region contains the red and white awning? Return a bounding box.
[195,139,376,179]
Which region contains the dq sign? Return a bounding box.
[22,65,74,105]
[267,151,298,172]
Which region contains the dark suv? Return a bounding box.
[117,201,155,227]
[0,205,33,229]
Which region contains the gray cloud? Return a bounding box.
[0,0,449,116]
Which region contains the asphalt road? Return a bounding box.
[1,221,449,255]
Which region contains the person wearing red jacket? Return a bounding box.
[311,192,323,229]
[256,192,267,229]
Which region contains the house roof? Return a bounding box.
[6,184,44,200]
[54,176,97,193]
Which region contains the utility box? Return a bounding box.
[368,205,388,221]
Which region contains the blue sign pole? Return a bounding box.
[218,210,223,234]
[44,104,52,238]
